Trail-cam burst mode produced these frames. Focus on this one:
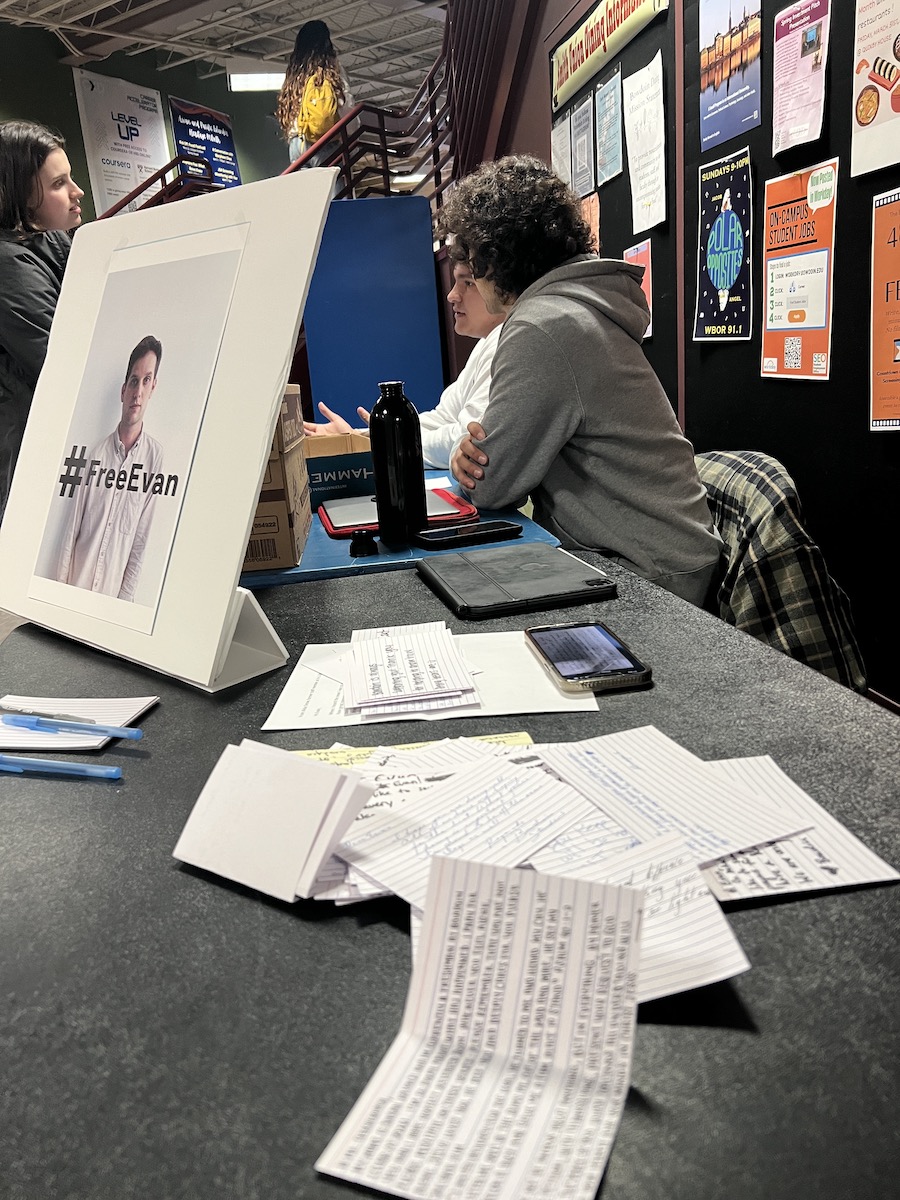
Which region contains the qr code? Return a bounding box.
[784,337,802,369]
[812,353,827,375]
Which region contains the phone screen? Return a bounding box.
[528,623,640,680]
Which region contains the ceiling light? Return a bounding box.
[225,59,285,92]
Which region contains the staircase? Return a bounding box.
[99,28,453,218]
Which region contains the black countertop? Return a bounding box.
[2,560,898,1199]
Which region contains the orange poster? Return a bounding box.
[871,187,900,430]
[623,238,652,338]
[761,158,838,380]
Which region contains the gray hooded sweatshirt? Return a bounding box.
[463,255,723,607]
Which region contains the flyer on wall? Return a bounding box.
[72,69,170,215]
[623,50,666,235]
[595,66,624,187]
[698,0,762,151]
[772,0,831,155]
[624,239,653,338]
[570,94,596,197]
[871,187,900,430]
[851,0,900,177]
[694,146,752,341]
[168,97,242,189]
[551,115,573,186]
[761,158,838,381]
[581,192,601,249]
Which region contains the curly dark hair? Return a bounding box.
[275,20,345,140]
[0,119,67,236]
[434,155,595,302]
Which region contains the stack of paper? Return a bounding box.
[0,694,159,750]
[262,624,600,730]
[345,623,477,716]
[171,739,375,902]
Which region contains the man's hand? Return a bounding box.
[303,401,356,437]
[451,421,488,490]
[356,405,371,426]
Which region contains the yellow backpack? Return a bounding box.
[295,70,339,144]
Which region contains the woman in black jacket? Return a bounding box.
[0,120,84,516]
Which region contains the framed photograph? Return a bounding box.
[0,169,337,690]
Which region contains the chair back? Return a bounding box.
[695,450,867,692]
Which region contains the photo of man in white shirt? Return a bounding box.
[57,335,165,601]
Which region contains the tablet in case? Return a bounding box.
[318,488,478,538]
[416,543,617,619]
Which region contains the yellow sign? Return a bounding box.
[551,0,669,112]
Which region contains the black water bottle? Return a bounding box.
[369,380,427,549]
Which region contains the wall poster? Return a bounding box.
[73,68,170,216]
[694,146,752,341]
[772,0,831,155]
[570,95,597,197]
[551,115,573,185]
[699,0,763,151]
[871,187,900,429]
[623,50,667,235]
[168,96,242,189]
[624,239,653,338]
[761,158,838,380]
[850,0,900,177]
[595,66,624,186]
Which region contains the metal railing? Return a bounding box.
[282,26,453,207]
[98,27,453,219]
[98,155,220,218]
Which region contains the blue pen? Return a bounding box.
[1,713,143,740]
[0,753,121,780]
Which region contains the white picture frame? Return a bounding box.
[0,169,337,691]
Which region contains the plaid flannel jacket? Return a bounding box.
[695,450,867,692]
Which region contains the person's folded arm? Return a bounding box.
[455,320,581,510]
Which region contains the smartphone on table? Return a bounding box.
[412,520,522,550]
[524,621,652,693]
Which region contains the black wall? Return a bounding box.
[550,1,900,701]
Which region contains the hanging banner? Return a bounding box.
[871,187,900,430]
[168,96,242,189]
[550,0,669,114]
[772,0,831,155]
[623,239,653,338]
[699,0,762,151]
[72,69,170,216]
[694,146,753,341]
[761,158,838,381]
[850,0,900,177]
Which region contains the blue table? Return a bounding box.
[241,504,559,589]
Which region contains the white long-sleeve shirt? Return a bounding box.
[418,324,501,468]
[56,427,164,601]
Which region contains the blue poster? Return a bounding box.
[168,96,242,188]
[698,0,762,151]
[595,67,623,187]
[693,146,753,341]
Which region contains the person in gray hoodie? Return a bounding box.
[435,154,723,609]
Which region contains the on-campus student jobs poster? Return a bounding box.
[694,146,752,341]
[761,158,838,380]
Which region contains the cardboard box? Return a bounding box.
[302,432,375,506]
[243,385,313,571]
